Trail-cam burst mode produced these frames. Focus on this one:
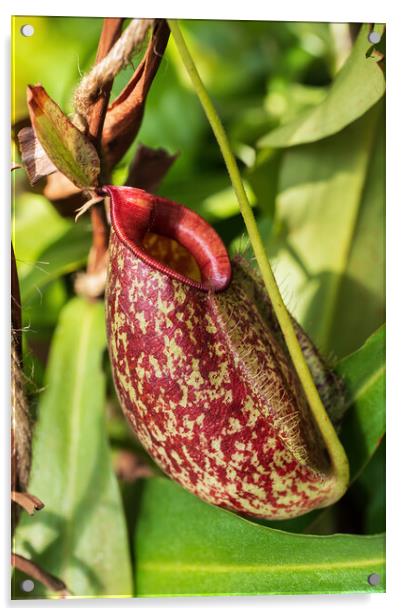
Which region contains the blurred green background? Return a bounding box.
[12,17,385,598]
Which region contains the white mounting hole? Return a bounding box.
[20,24,34,37]
[21,579,35,592]
[368,31,381,45]
[368,573,381,586]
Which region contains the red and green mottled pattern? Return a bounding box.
[106,226,343,520]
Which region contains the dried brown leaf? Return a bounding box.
[17,126,58,185]
[125,144,178,192]
[102,20,170,169]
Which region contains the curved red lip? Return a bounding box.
[103,185,232,292]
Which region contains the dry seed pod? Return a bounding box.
[104,186,347,520]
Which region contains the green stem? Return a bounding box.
[168,19,349,499]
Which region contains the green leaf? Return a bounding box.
[13,192,69,280]
[337,325,385,481]
[246,148,282,219]
[258,24,385,147]
[271,102,385,358]
[133,478,385,596]
[247,508,323,534]
[356,439,386,534]
[21,280,68,396]
[13,298,133,598]
[20,222,92,304]
[22,279,67,336]
[27,84,100,188]
[264,81,327,129]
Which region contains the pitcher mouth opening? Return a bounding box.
[103,185,232,292]
[142,232,202,284]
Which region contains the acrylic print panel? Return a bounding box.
[11,16,385,599]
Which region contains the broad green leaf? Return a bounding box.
[246,148,281,219]
[271,103,384,358]
[21,280,68,396]
[27,84,100,188]
[356,439,386,534]
[19,281,67,402]
[20,222,91,304]
[264,81,327,128]
[338,325,385,481]
[12,192,69,280]
[133,478,385,596]
[259,24,385,147]
[22,279,67,335]
[13,298,133,598]
[248,508,323,535]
